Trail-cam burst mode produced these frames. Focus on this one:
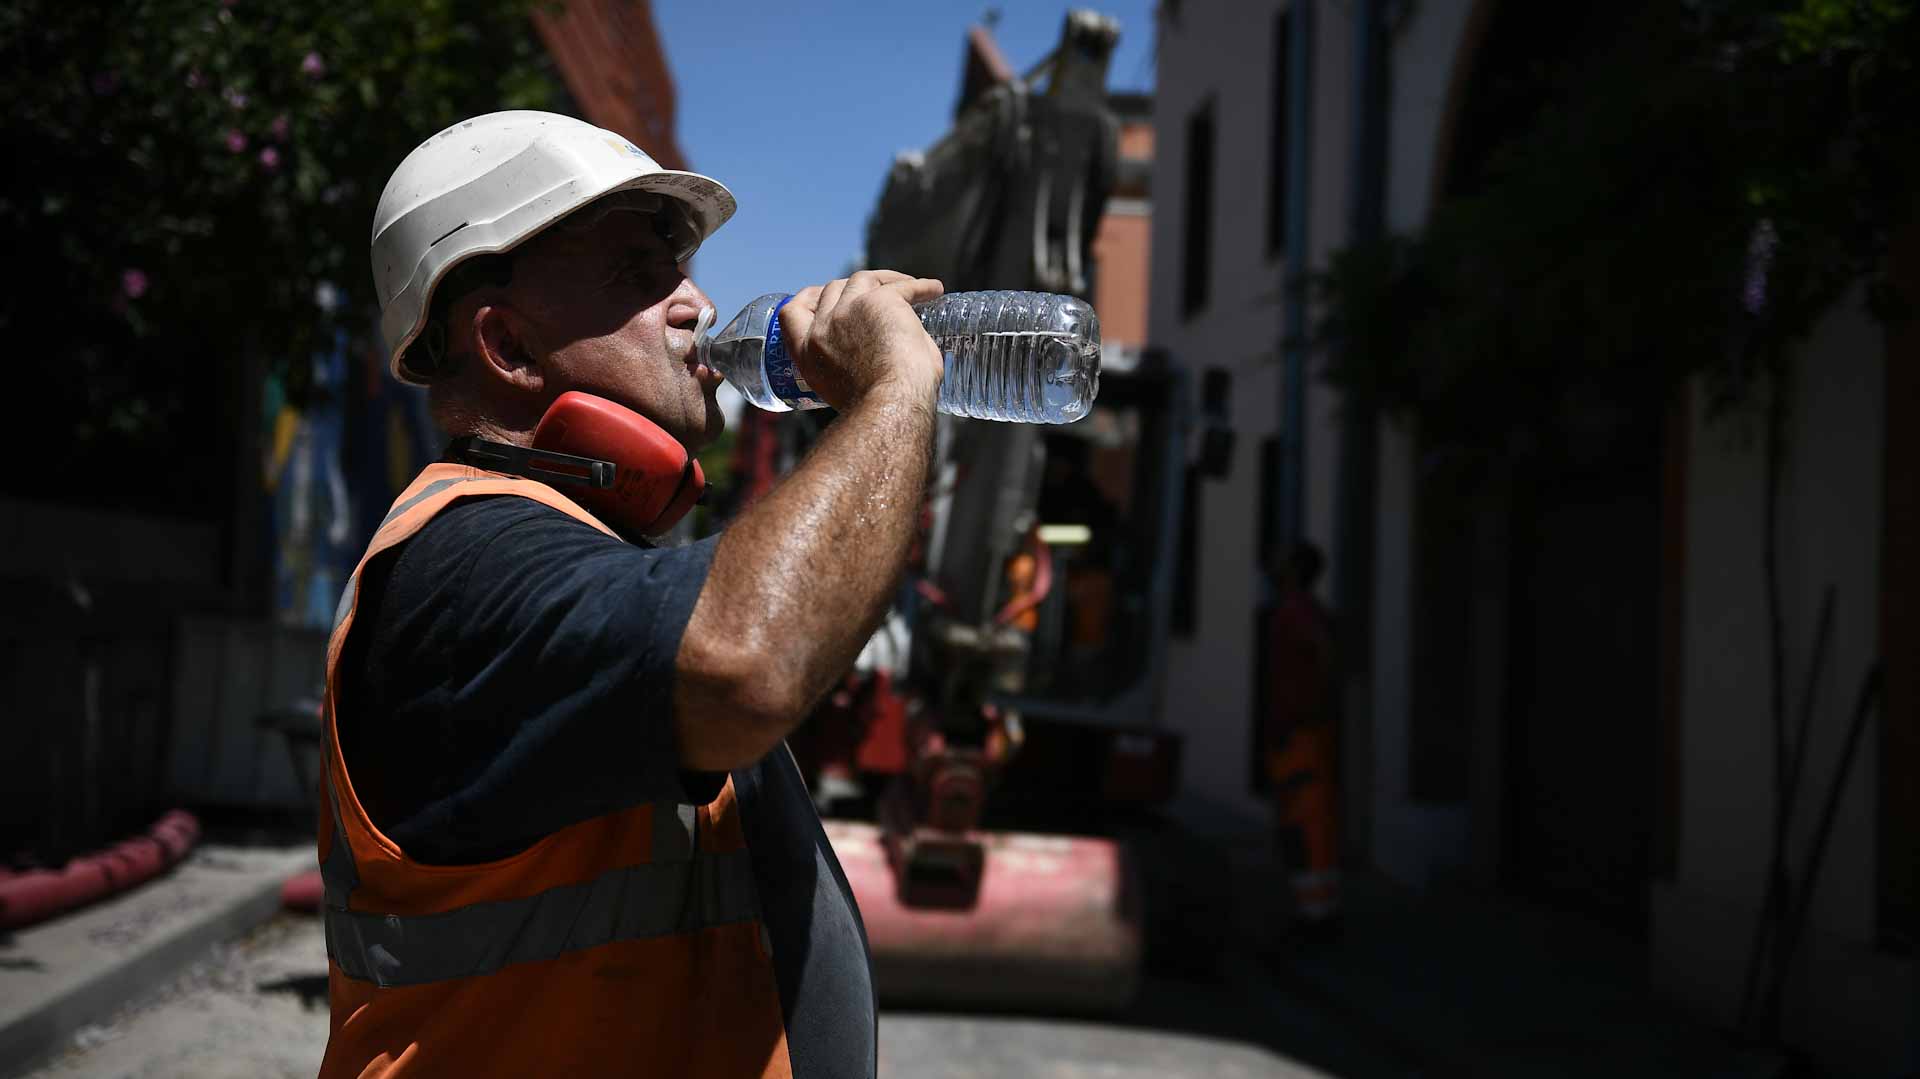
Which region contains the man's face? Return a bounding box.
[503,208,723,449]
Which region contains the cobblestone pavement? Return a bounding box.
[19,915,1341,1078]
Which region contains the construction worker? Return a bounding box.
[1266,541,1340,934]
[318,111,945,1078]
[1039,439,1120,692]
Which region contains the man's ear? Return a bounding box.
[471,303,544,393]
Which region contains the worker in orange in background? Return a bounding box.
[1266,541,1340,936]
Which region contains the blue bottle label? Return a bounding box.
[762,295,824,407]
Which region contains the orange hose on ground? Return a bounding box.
[0,810,200,930]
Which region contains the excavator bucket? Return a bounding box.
[824,820,1142,1013]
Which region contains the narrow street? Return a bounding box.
[21,914,1377,1079]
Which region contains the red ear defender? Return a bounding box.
[532,392,704,537]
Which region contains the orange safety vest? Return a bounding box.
[318,463,793,1079]
[1267,721,1340,920]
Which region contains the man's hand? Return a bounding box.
[776,270,945,411]
[672,270,944,772]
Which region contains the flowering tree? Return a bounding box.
[1,0,563,512]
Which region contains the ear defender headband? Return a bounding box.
[448,391,705,538]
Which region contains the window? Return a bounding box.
[1267,9,1293,258]
[1181,98,1216,319]
[1171,466,1201,637]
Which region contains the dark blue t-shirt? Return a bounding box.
[334,494,875,1079]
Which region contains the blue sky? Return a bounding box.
[653,1,1158,326]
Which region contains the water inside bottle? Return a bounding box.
[938,328,1097,423]
[705,329,793,413]
[992,329,1095,422]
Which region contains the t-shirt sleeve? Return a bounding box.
[382,497,724,862]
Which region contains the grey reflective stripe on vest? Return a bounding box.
[329,574,359,635]
[379,475,485,530]
[321,802,744,988]
[653,803,699,862]
[320,784,361,912]
[326,475,480,635]
[325,846,760,987]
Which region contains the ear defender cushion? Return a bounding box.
[532,392,705,536]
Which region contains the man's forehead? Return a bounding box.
[525,208,670,261]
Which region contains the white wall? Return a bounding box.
[1150,0,1293,822]
[1650,290,1911,1072]
[1362,0,1479,885]
[1299,2,1360,850]
[1300,0,1350,569]
[1148,0,1482,853]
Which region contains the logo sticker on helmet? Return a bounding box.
[604,137,648,161]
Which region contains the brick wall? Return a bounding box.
[533,0,686,169]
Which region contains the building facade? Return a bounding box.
[1149,1,1914,1071]
[1093,91,1154,369]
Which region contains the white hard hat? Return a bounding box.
[371,110,736,383]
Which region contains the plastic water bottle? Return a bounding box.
[697,291,1100,424]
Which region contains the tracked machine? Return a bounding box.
[754,11,1196,1013]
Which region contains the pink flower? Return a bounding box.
[300,52,325,78]
[223,86,248,110]
[224,129,247,153]
[185,68,204,90]
[122,269,148,300]
[269,113,290,140]
[258,146,280,171]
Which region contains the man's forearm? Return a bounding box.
[675,388,935,768]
